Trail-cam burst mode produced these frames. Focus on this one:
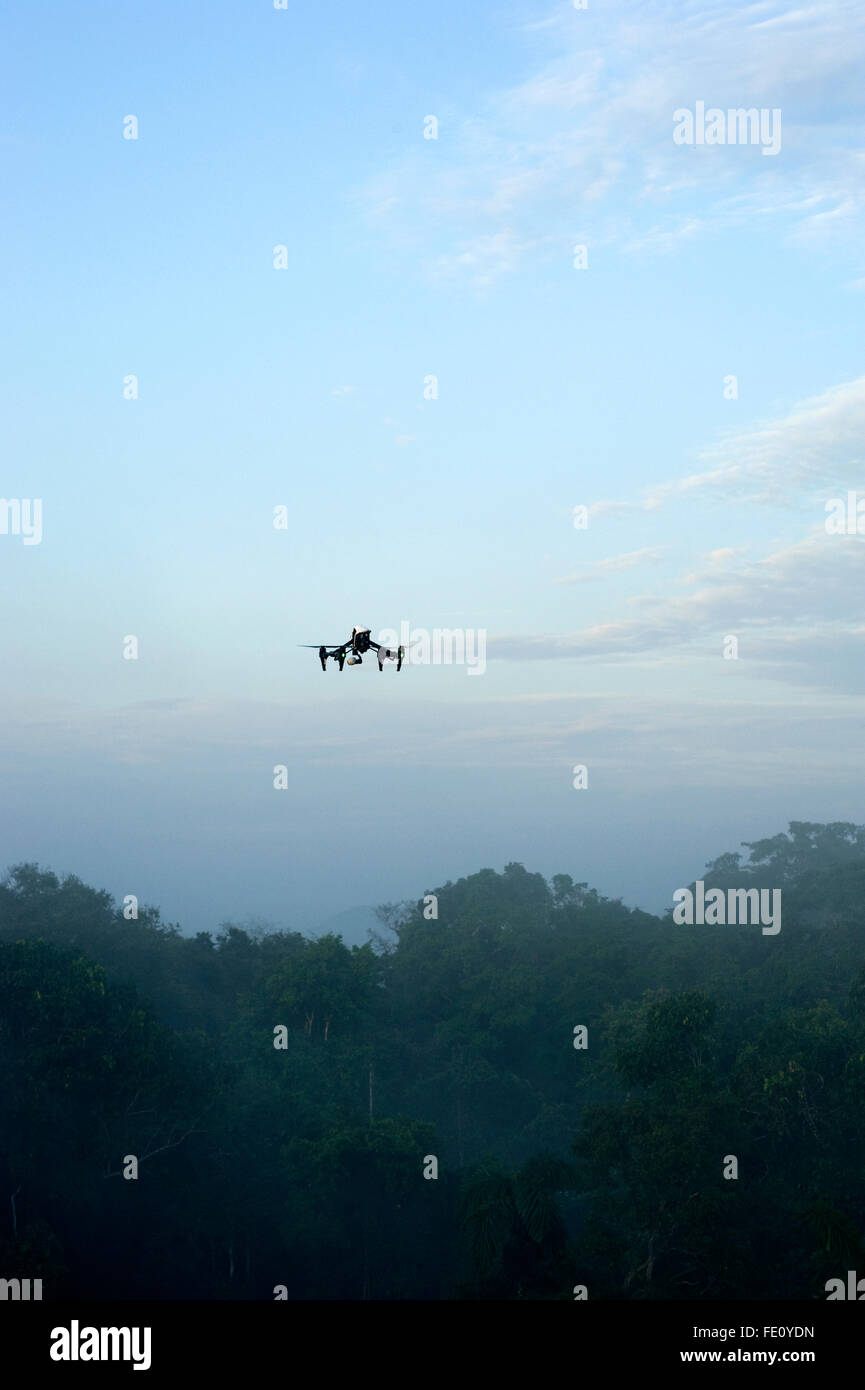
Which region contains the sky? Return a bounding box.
[1,0,863,938]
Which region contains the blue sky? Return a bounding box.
[1,0,863,936]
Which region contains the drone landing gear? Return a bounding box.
[314,638,404,672]
[318,646,348,672]
[376,644,405,672]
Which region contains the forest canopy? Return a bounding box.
[1,820,864,1300]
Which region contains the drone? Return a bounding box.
[300,625,404,672]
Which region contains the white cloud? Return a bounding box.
[1,685,860,781]
[591,374,865,517]
[492,531,865,691]
[432,229,546,286]
[556,547,665,584]
[358,0,865,282]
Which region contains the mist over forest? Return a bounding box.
[3,820,864,1301]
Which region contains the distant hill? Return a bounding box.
[311,903,383,947]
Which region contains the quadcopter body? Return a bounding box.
[300,625,404,672]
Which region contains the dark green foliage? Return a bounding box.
[1,821,864,1299]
